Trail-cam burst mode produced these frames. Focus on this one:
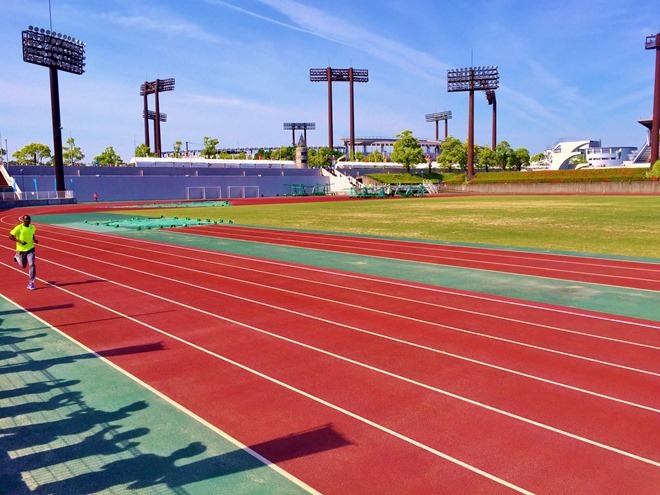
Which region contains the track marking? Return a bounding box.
[1,278,535,494]
[32,232,660,351]
[12,257,660,470]
[21,241,660,379]
[24,225,660,332]
[0,293,322,495]
[188,226,660,287]
[200,225,660,273]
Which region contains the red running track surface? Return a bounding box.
[1,212,659,494]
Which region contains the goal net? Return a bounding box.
[186,187,222,200]
[226,186,260,199]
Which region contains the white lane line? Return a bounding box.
[0,294,322,495]
[207,225,660,273]
[31,242,660,379]
[26,226,660,333]
[190,228,660,285]
[27,226,660,330]
[3,246,659,415]
[2,277,535,494]
[35,232,660,351]
[26,256,660,469]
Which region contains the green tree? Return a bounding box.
[478,146,497,172]
[13,143,52,165]
[63,137,85,166]
[350,151,365,161]
[570,152,587,166]
[94,146,123,166]
[512,147,531,171]
[391,129,425,172]
[201,136,219,158]
[530,152,547,165]
[134,143,153,158]
[173,141,183,158]
[495,140,513,170]
[437,136,467,171]
[308,147,341,168]
[365,150,386,163]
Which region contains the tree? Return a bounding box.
[478,146,497,172]
[495,140,513,170]
[173,141,183,158]
[437,136,467,171]
[63,137,85,166]
[201,136,219,158]
[391,129,425,172]
[365,150,386,163]
[94,146,123,166]
[13,143,52,166]
[512,147,531,171]
[570,152,587,166]
[308,147,341,168]
[134,143,153,158]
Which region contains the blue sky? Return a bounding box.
[1,0,659,162]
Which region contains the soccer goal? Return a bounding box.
[186,186,222,200]
[226,186,260,199]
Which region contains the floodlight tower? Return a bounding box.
[310,67,369,155]
[140,78,175,156]
[143,110,167,152]
[486,90,497,151]
[425,110,452,141]
[22,26,85,197]
[447,66,499,177]
[283,122,316,145]
[646,32,660,166]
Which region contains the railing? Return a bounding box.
[4,190,75,201]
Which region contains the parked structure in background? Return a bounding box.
[543,139,646,170]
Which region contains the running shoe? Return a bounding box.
[27,283,36,290]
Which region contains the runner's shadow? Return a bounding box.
[46,280,107,287]
[31,424,352,494]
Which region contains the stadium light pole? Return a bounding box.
[283,122,316,146]
[140,78,175,157]
[143,110,167,153]
[310,67,369,155]
[22,25,85,197]
[447,66,499,177]
[646,32,660,166]
[486,90,497,151]
[425,110,452,156]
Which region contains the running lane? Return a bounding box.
[0,217,658,494]
[177,224,660,291]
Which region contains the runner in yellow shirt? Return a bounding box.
[9,215,39,290]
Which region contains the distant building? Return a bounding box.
[544,139,638,170]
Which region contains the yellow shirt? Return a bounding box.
[10,224,36,252]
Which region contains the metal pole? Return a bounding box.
[143,83,150,150]
[467,87,475,178]
[154,79,162,157]
[491,97,497,151]
[49,66,65,195]
[444,119,449,139]
[291,129,295,146]
[349,68,356,157]
[650,34,660,166]
[326,67,333,149]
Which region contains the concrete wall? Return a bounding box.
[438,181,660,194]
[6,165,328,202]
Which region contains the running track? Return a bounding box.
[1,207,659,494]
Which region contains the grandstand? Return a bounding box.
[2,159,330,203]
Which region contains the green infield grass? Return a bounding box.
[124,195,659,259]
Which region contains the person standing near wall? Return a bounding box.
[9,215,39,290]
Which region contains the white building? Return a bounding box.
[544,139,638,170]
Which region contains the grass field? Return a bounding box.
[129,195,660,259]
